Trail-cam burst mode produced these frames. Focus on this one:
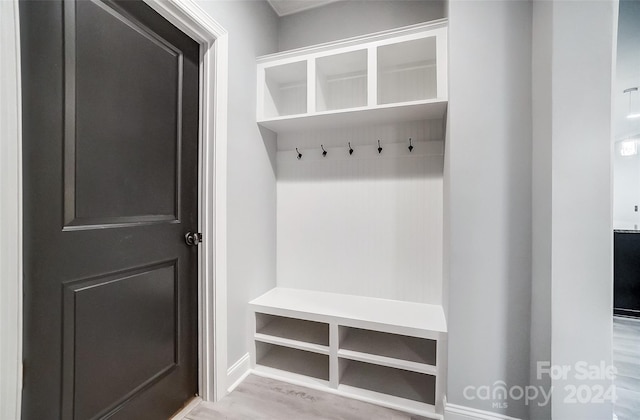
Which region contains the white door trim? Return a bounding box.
[0,1,23,419]
[0,1,229,417]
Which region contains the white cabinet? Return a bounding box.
[252,19,449,420]
[256,20,448,133]
[249,288,447,419]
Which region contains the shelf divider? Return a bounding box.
[307,57,316,114]
[255,333,330,355]
[368,46,377,107]
[338,349,436,375]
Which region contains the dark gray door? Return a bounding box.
[20,1,200,418]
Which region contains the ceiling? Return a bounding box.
[267,0,342,16]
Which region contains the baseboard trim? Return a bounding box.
[226,353,251,393]
[444,399,522,420]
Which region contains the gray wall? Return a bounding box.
[277,0,446,51]
[194,0,279,369]
[537,2,616,419]
[530,1,552,419]
[447,1,533,418]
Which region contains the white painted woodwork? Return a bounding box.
[255,334,330,355]
[255,343,330,381]
[226,353,251,393]
[250,287,447,338]
[316,49,368,111]
[263,61,307,118]
[256,313,329,345]
[337,384,438,417]
[337,349,437,376]
[253,19,448,417]
[258,99,447,133]
[277,118,445,151]
[277,135,444,304]
[338,327,436,369]
[377,37,437,104]
[0,2,23,419]
[339,359,435,405]
[249,287,446,417]
[256,20,448,132]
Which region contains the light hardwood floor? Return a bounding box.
[185,375,428,420]
[614,316,640,420]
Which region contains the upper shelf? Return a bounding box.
[256,20,448,133]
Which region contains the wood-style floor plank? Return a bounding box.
[185,375,428,420]
[614,316,640,420]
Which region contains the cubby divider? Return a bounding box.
[339,359,436,405]
[256,313,329,347]
[257,20,448,133]
[256,342,330,382]
[249,288,447,418]
[377,37,438,105]
[339,326,436,366]
[316,49,368,112]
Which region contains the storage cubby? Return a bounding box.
[253,19,448,418]
[377,37,437,105]
[257,20,448,132]
[256,313,329,346]
[256,342,330,382]
[250,288,446,417]
[316,49,367,112]
[339,326,436,367]
[263,61,307,118]
[339,359,436,405]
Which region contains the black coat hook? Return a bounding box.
[348,142,354,156]
[296,148,302,160]
[321,145,327,157]
[408,138,413,153]
[377,140,383,154]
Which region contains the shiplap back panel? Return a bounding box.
[276,121,444,304]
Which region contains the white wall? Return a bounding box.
[447,1,532,419]
[194,0,279,370]
[613,140,640,230]
[273,1,449,305]
[614,0,640,230]
[276,121,444,304]
[277,0,446,51]
[543,2,616,419]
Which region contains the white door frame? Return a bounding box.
[0,1,229,417]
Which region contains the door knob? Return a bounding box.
[185,232,202,246]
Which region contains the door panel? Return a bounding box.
[64,262,178,419]
[21,1,200,418]
[71,0,181,224]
